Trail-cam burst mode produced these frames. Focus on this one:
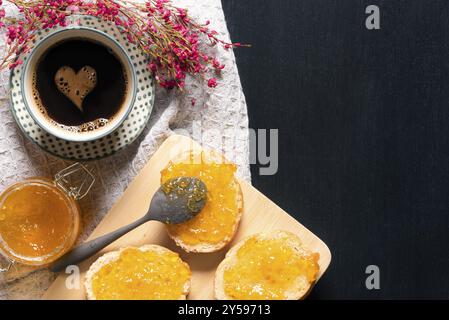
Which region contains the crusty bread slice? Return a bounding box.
[215,230,320,300]
[85,245,191,300]
[162,150,244,253]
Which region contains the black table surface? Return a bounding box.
[222,0,449,299]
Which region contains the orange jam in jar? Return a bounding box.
[161,151,241,248]
[91,247,191,300]
[223,232,320,300]
[0,178,80,266]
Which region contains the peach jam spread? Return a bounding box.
[223,233,320,300]
[161,151,240,246]
[0,178,79,265]
[91,247,191,300]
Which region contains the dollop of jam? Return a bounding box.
[223,232,320,300]
[161,151,240,246]
[91,247,191,300]
[162,177,207,217]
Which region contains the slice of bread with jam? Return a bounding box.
[85,245,191,300]
[161,150,243,253]
[215,230,320,300]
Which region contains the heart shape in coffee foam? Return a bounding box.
[55,66,97,112]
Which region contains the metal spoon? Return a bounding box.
[50,177,207,272]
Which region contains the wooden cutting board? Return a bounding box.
[44,134,331,300]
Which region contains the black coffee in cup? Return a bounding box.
[32,39,128,132]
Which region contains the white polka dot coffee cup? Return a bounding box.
[21,27,137,143]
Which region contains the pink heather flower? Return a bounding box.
[126,33,134,43]
[9,59,23,70]
[212,59,225,70]
[7,26,17,41]
[175,65,185,80]
[148,22,157,33]
[194,64,203,73]
[207,78,218,88]
[148,62,157,73]
[176,8,187,19]
[191,98,196,106]
[162,9,171,20]
[146,2,156,14]
[67,5,80,13]
[0,0,245,89]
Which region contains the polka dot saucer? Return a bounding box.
[9,16,155,161]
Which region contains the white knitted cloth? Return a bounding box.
[0,0,250,299]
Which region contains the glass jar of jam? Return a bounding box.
[0,163,94,271]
